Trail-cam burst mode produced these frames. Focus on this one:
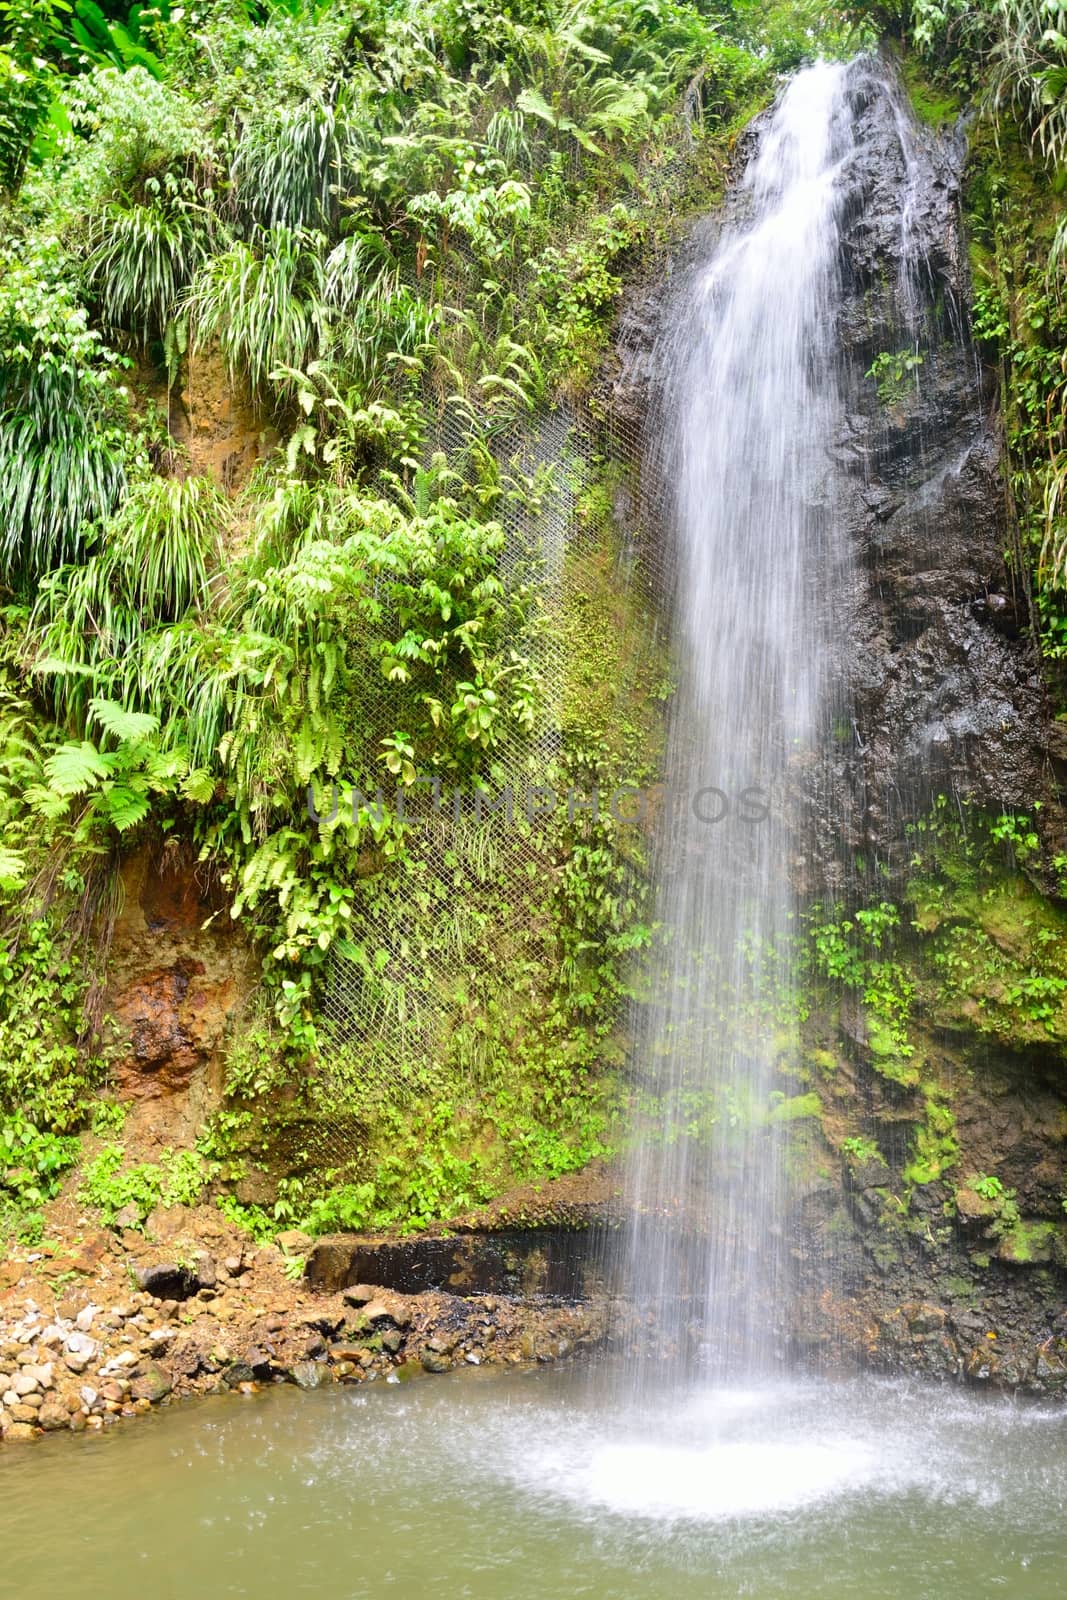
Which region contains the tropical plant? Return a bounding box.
[0,251,130,584]
[232,93,344,232]
[187,225,329,399]
[85,176,215,347]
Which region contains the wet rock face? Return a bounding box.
[610,58,1050,881]
[305,1229,607,1301]
[106,846,257,1136]
[826,60,1048,877]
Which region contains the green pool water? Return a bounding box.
[3,1367,1066,1600]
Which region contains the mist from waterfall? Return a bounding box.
[621,61,856,1382]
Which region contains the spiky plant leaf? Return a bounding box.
[233,97,343,232]
[86,196,212,346]
[187,227,329,399]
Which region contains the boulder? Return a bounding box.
[129,1364,173,1404]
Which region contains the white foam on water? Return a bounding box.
[577,1437,876,1521]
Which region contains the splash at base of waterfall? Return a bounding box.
[5,1367,1065,1598]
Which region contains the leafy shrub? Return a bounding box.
[0,1114,79,1207]
[79,1142,209,1225]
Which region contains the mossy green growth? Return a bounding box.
[997,1218,1059,1265]
[206,459,669,1234]
[841,1135,884,1166]
[907,865,1067,1047]
[768,1090,821,1123]
[559,473,670,780]
[903,1090,958,1188]
[864,1010,921,1086]
[900,55,960,128]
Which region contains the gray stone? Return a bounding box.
[341,1285,377,1307]
[222,1362,255,1388]
[291,1361,331,1390]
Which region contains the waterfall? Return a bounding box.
[621,61,855,1381]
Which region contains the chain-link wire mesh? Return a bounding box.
[310,95,715,1166]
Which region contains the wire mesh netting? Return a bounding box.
[309,97,717,1164]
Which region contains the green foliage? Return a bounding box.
[0,1,59,194]
[26,696,196,837]
[0,918,104,1133]
[188,227,330,399]
[806,902,917,1079]
[90,1097,127,1135]
[233,94,343,232]
[0,247,130,585]
[66,0,166,79]
[904,796,1067,1042]
[0,1114,79,1208]
[0,0,851,1234]
[86,179,213,348]
[866,345,924,405]
[841,1134,883,1163]
[903,1090,958,1186]
[215,1192,277,1242]
[79,1142,209,1225]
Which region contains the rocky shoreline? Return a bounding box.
[0,1205,606,1445]
[3,1180,1067,1448]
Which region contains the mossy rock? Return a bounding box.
[768,1091,821,1123]
[996,1219,1062,1266]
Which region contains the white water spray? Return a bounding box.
[622,61,855,1379]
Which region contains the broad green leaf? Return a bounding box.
[88,697,160,743]
[43,742,110,797]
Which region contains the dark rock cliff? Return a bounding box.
[606,56,1067,1394]
[829,59,1050,881]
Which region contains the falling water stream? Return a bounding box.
[622,60,853,1378]
[7,66,1067,1597]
